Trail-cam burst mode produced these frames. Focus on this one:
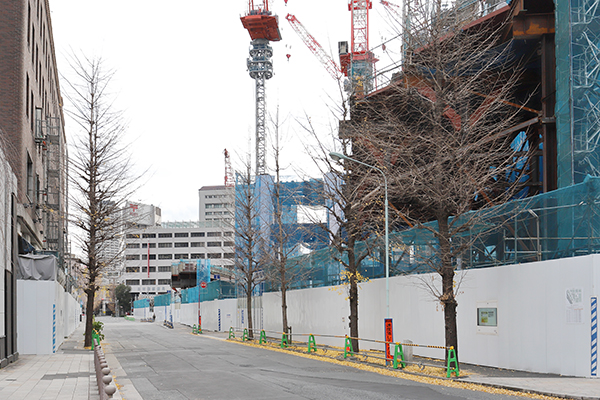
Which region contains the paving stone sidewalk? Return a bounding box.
[0,322,99,400]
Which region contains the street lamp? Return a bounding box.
[329,152,390,319]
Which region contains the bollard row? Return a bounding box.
[93,335,119,399]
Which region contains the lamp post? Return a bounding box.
[329,152,390,319]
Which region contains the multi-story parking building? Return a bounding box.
[120,221,234,299]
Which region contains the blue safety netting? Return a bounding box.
[281,176,600,288]
[556,0,600,187]
[180,280,236,304]
[154,293,171,307]
[133,298,150,309]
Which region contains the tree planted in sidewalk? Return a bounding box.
[64,55,142,348]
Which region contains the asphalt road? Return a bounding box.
[100,317,533,400]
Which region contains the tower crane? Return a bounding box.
[339,0,378,97]
[285,14,342,80]
[241,1,282,176]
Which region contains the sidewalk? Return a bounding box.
[460,364,600,400]
[0,322,99,400]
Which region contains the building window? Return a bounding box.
[207,232,221,237]
[158,266,170,272]
[224,232,233,237]
[126,255,140,260]
[158,233,172,238]
[125,279,139,286]
[158,279,171,285]
[142,233,156,238]
[142,279,156,285]
[223,253,235,259]
[174,254,188,259]
[190,253,205,259]
[142,243,156,248]
[26,154,33,200]
[174,242,189,248]
[191,232,205,237]
[26,74,29,116]
[158,254,172,260]
[27,4,31,47]
[223,241,235,247]
[126,233,140,239]
[141,267,156,273]
[174,232,189,238]
[126,243,140,249]
[190,242,203,247]
[141,254,156,260]
[125,267,140,273]
[158,242,172,248]
[207,253,222,259]
[207,242,221,247]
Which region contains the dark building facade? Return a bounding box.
[0,0,68,368]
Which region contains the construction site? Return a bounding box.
[129,0,600,379]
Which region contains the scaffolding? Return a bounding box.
[283,176,600,289]
[556,0,600,187]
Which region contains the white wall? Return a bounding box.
[179,299,236,332]
[133,306,149,320]
[17,280,81,354]
[189,254,600,377]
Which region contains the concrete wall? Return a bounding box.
[185,254,599,377]
[17,280,81,354]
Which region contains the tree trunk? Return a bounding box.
[84,288,95,348]
[246,288,254,339]
[438,214,459,363]
[281,284,288,335]
[347,243,360,352]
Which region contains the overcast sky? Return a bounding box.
[49,0,402,221]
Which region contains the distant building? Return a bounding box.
[198,185,234,223]
[120,221,234,299]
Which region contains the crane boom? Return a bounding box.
[380,0,402,20]
[285,14,342,80]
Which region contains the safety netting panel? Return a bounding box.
[556,0,600,187]
[154,293,171,307]
[284,177,600,288]
[133,298,150,309]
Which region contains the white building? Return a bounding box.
[198,185,234,223]
[99,202,162,285]
[120,221,234,298]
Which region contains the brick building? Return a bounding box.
[0,0,68,367]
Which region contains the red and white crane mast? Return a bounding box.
[339,0,377,96]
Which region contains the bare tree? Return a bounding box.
[301,118,386,352]
[64,55,141,347]
[233,157,268,339]
[265,110,326,336]
[344,1,536,360]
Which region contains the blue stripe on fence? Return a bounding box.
[592,296,598,377]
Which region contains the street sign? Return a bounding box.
[200,281,207,289]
